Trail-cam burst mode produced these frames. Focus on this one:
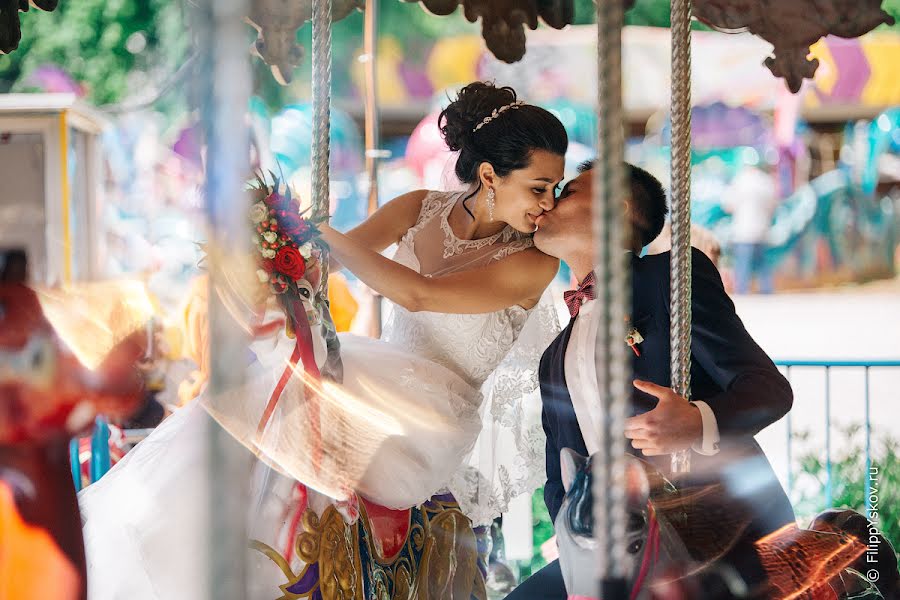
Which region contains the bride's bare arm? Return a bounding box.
[319,224,558,314]
[327,190,426,271]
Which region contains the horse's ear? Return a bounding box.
[560,447,587,493]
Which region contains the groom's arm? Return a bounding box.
[664,249,792,437]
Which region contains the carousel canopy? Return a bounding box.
[246,0,893,94]
[0,0,58,54]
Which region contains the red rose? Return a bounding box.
[273,246,306,280]
[260,259,275,273]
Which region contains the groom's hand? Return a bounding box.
[624,380,703,456]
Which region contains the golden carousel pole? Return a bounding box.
[592,0,630,598]
[362,0,384,338]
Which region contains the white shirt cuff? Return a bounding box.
[690,400,721,456]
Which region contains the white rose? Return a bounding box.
[298,243,312,258]
[250,202,268,223]
[262,248,276,259]
[263,231,278,243]
[256,269,269,283]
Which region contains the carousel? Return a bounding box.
[1,1,899,600]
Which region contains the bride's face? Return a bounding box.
[491,149,564,233]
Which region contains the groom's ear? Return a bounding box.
[560,447,587,493]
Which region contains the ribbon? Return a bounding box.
[256,299,323,472]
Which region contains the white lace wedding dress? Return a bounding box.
[78,190,559,598]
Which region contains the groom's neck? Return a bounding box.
[567,253,595,285]
[567,242,637,283]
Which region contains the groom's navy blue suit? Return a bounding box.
[506,249,796,599]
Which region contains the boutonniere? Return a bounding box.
[625,325,644,357]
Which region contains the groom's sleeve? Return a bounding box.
[664,249,793,437]
[542,406,565,525]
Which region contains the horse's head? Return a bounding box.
[555,449,679,599]
[0,283,147,444]
[284,250,342,383]
[244,174,342,383]
[554,449,897,600]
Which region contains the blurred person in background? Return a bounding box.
[723,164,779,294]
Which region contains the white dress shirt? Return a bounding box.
[563,298,720,456]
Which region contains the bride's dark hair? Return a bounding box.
[439,81,568,217]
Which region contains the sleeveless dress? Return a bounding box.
[78,190,559,599]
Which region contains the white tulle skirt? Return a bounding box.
[79,332,485,599]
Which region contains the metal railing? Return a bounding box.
[776,359,900,513]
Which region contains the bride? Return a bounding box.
[79,81,567,598]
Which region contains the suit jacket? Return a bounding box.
[540,248,795,534]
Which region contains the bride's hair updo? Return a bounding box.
[439,82,568,186]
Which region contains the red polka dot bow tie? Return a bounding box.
[564,271,596,318]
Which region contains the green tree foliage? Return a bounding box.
[795,425,900,559]
[0,0,188,105]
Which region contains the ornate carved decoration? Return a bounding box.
[407,0,584,64]
[693,0,895,93]
[246,0,364,84]
[252,495,486,600]
[417,509,485,600]
[1,1,59,54]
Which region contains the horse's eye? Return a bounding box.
[299,287,311,299]
[627,539,644,555]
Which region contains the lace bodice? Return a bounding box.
[381,190,535,388]
[379,190,560,525]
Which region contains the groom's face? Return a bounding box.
[533,170,594,259]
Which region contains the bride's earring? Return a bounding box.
[486,187,495,222]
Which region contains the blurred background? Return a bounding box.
[2,0,899,582]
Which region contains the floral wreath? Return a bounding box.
[248,172,326,301]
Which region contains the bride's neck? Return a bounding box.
[451,186,507,240]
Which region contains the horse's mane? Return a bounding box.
[564,455,594,537]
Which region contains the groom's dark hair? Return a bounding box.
[577,161,668,247]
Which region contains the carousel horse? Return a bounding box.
[0,282,148,599]
[555,449,898,600]
[191,188,486,600]
[243,262,485,600]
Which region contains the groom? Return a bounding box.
[506,163,796,599]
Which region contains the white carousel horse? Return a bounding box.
[205,255,488,600]
[555,449,897,600]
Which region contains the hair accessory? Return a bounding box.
[472,101,526,132]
